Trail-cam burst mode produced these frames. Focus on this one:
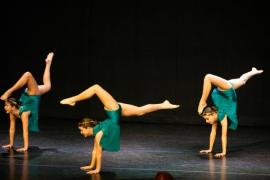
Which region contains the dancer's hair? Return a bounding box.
[155,171,174,180]
[201,106,217,116]
[6,97,20,109]
[78,117,97,128]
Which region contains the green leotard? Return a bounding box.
[19,89,41,132]
[211,86,238,130]
[93,105,122,152]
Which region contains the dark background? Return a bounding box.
[1,1,269,126]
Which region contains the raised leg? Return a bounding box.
[1,72,39,100]
[119,100,179,117]
[37,52,54,95]
[60,84,119,111]
[229,67,263,90]
[198,74,231,114]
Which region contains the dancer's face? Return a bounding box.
[78,126,93,137]
[203,112,218,124]
[4,102,16,114]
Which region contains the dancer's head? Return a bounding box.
[4,98,20,114]
[155,171,174,180]
[201,106,218,124]
[78,118,97,137]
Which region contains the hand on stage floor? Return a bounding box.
[80,165,94,171]
[2,144,13,149]
[200,149,212,154]
[86,169,100,175]
[214,152,226,158]
[16,147,28,152]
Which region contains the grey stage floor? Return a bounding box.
[0,118,270,180]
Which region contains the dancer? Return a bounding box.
[1,52,54,152]
[60,84,179,174]
[198,67,263,158]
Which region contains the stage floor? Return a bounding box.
[0,119,270,180]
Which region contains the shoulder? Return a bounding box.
[220,115,228,125]
[21,111,31,119]
[95,131,104,145]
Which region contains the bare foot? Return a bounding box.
[0,91,11,101]
[198,102,207,115]
[161,100,180,109]
[252,67,263,74]
[45,52,54,64]
[60,97,76,106]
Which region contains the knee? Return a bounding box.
[241,78,247,85]
[24,72,33,79]
[92,84,102,91]
[204,74,213,81]
[93,84,100,88]
[136,109,146,116]
[46,84,52,91]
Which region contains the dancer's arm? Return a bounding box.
[215,116,228,158]
[209,123,217,152]
[200,123,217,154]
[89,143,97,168]
[16,112,30,152]
[80,141,97,171]
[2,114,16,149]
[87,131,103,174]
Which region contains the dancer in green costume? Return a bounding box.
[60,84,179,174]
[1,52,54,152]
[197,67,263,158]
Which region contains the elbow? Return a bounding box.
[210,131,216,136]
[96,152,102,159]
[9,127,15,133]
[96,149,102,160]
[96,146,102,156]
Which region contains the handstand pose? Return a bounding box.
[60,84,179,174]
[1,52,54,152]
[198,67,263,158]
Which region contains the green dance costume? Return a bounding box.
[211,86,238,130]
[19,89,41,132]
[93,105,122,152]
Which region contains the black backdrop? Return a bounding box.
[1,1,269,126]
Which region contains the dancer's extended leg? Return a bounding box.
[229,67,263,90]
[38,52,54,95]
[119,100,179,117]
